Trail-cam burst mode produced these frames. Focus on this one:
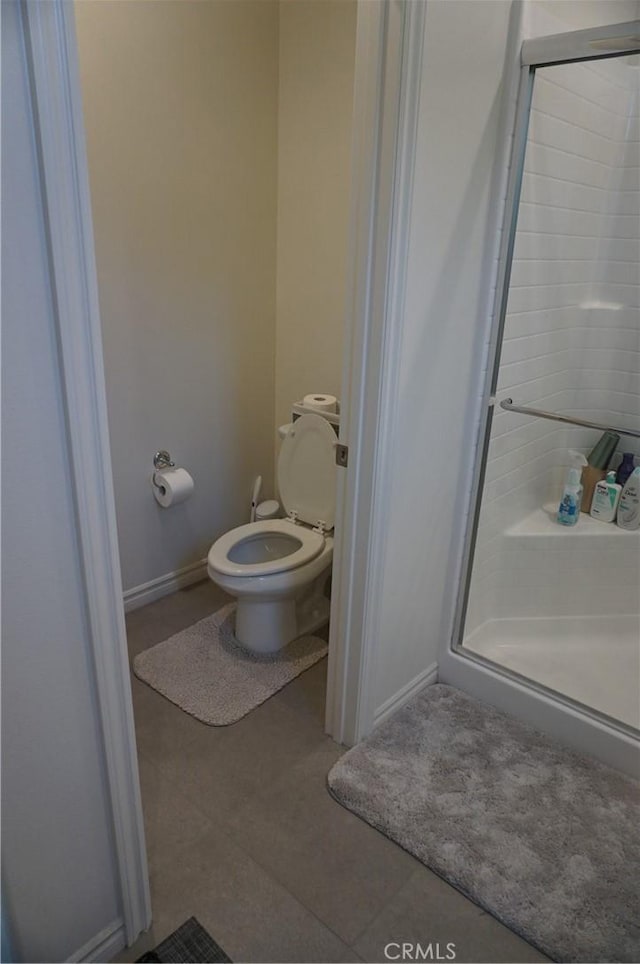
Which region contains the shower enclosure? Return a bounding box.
[442,20,640,775]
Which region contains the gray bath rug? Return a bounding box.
[133,603,327,725]
[328,684,640,964]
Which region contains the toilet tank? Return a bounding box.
[291,397,340,436]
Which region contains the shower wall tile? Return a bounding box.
[512,233,601,261]
[510,260,608,287]
[505,285,590,314]
[519,173,605,213]
[523,142,611,190]
[617,165,640,192]
[529,110,620,167]
[532,75,622,139]
[546,61,632,116]
[516,205,605,239]
[626,113,640,141]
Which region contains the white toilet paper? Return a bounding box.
[303,393,337,414]
[152,467,194,508]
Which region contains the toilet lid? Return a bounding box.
[278,413,337,530]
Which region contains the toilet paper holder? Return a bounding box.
[152,450,175,490]
[153,450,175,470]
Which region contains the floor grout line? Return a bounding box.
[134,689,400,955]
[125,589,552,964]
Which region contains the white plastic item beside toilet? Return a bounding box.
[255,499,280,521]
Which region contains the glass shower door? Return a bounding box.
[457,49,640,731]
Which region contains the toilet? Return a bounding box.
[207,413,337,654]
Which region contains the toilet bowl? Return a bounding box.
[208,413,338,654]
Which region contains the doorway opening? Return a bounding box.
[73,1,362,956]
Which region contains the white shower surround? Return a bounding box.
[464,47,639,688]
[446,7,640,769]
[464,507,640,729]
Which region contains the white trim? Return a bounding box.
[439,647,640,778]
[67,919,125,964]
[522,19,640,67]
[373,662,439,729]
[21,0,151,945]
[326,0,397,745]
[124,559,208,613]
[326,0,426,746]
[354,0,426,740]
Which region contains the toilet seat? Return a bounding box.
[278,413,337,531]
[208,519,324,578]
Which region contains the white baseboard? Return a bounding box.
[68,918,126,963]
[373,661,439,728]
[123,558,208,613]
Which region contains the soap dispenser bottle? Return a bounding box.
[616,453,636,489]
[557,451,587,527]
[590,470,621,523]
[617,466,640,531]
[581,432,620,513]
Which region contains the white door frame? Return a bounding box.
[23,0,425,943]
[326,0,425,746]
[21,0,151,944]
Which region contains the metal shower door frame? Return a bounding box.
[449,21,640,669]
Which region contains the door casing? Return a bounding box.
[23,0,427,944]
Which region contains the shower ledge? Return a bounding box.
[505,505,639,543]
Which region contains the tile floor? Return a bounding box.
[115,580,549,964]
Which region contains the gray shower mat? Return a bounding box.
[133,603,327,725]
[328,684,640,964]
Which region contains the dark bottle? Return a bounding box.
[616,452,636,489]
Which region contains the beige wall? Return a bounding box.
[75,0,279,591]
[274,0,357,435]
[76,0,355,591]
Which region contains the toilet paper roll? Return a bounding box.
[152,467,194,508]
[303,393,337,414]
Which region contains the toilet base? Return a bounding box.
[296,592,331,639]
[234,576,331,655]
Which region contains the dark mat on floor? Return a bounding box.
[328,683,640,963]
[136,917,231,963]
